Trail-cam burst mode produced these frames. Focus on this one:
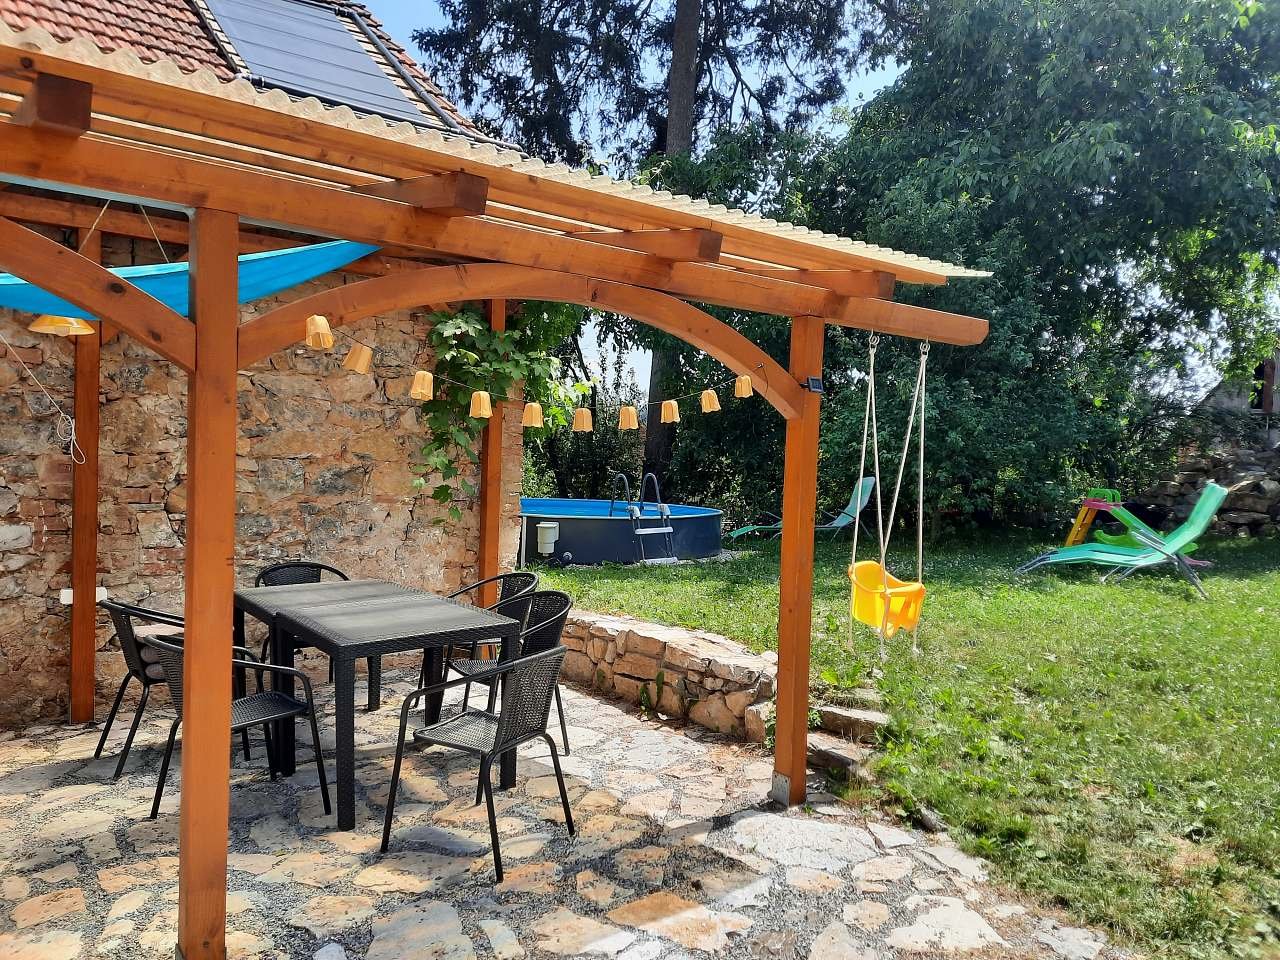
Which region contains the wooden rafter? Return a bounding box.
[351,171,489,217]
[569,228,722,262]
[13,72,90,136]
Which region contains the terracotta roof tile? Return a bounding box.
[0,0,233,77]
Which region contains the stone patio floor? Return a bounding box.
[0,672,1122,960]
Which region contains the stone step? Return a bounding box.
[807,731,874,777]
[816,704,889,743]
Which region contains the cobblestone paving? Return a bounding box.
[0,676,1120,960]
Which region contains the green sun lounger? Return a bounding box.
[727,477,876,541]
[1016,482,1227,598]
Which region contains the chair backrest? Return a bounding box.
[256,561,350,588]
[489,589,537,632]
[1164,482,1228,553]
[518,590,572,656]
[493,646,567,751]
[837,477,876,523]
[135,635,188,715]
[98,599,182,679]
[450,571,538,608]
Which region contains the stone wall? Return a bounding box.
[0,235,523,727]
[1136,443,1280,538]
[560,610,776,740]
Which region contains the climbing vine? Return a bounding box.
[416,302,585,521]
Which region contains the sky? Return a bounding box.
[361,0,900,388]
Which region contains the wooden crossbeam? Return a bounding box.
[351,171,488,217]
[569,228,722,262]
[731,266,895,299]
[13,73,90,136]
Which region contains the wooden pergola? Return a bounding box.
[0,23,988,960]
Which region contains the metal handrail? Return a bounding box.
[607,473,633,517]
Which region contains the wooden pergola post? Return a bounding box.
[770,315,825,807]
[477,298,506,607]
[177,207,239,960]
[69,228,101,723]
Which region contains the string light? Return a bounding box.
[410,371,433,401]
[700,388,720,413]
[571,407,593,432]
[660,399,680,423]
[469,390,493,419]
[521,402,544,428]
[734,374,753,398]
[28,315,95,337]
[341,342,372,374]
[305,314,334,349]
[617,405,639,430]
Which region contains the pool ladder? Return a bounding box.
[632,473,677,565]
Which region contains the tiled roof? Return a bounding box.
[0,0,233,77]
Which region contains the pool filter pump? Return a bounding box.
[535,522,560,557]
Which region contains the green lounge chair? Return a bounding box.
[1016,482,1227,598]
[727,477,875,541]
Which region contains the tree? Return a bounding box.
[415,0,861,486]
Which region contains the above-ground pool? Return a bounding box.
[520,497,723,565]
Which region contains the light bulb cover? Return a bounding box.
[660,399,680,424]
[700,389,721,413]
[341,342,373,374]
[29,315,95,337]
[521,402,544,428]
[469,390,493,418]
[410,370,433,401]
[734,374,753,398]
[617,405,639,430]
[304,314,334,349]
[571,407,593,432]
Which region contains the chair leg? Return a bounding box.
[1176,555,1210,599]
[113,682,152,780]
[150,720,181,820]
[94,675,131,760]
[380,704,413,853]
[554,686,571,756]
[262,722,277,781]
[542,733,576,835]
[307,709,331,816]
[480,755,503,883]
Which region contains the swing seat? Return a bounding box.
[849,560,926,638]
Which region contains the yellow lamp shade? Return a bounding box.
[304,314,333,349]
[521,402,544,428]
[571,407,593,432]
[341,342,373,374]
[660,399,680,424]
[734,374,753,398]
[700,389,721,413]
[29,315,95,337]
[469,390,493,419]
[617,405,639,430]
[410,370,433,401]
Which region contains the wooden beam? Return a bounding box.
[732,266,896,299]
[0,216,195,370]
[69,227,100,725]
[771,315,824,807]
[236,262,805,419]
[13,73,90,136]
[831,297,988,345]
[569,228,722,262]
[178,208,238,960]
[478,298,506,609]
[351,171,488,217]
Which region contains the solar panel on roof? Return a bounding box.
[202,0,428,125]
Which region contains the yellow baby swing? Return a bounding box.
[849,334,930,658]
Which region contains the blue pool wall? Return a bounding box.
[519,497,723,565]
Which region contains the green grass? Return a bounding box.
[541,534,1280,960]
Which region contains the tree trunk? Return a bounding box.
[644,0,700,486]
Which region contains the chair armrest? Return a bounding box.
[137,610,186,629]
[231,658,317,702]
[397,662,513,719]
[1125,525,1177,558]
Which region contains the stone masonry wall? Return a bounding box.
[560,610,776,740]
[1136,442,1280,538]
[0,234,523,727]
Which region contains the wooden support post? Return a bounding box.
[477,298,507,609]
[177,208,239,960]
[69,229,101,724]
[770,315,825,807]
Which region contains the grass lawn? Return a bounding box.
[541,534,1280,960]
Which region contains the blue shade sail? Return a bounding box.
[203,0,428,125]
[0,241,379,319]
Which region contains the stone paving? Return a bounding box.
[0,674,1121,960]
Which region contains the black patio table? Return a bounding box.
[233,579,521,830]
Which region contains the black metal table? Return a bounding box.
[234,580,521,830]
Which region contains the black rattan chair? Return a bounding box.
[94,599,187,779]
[381,646,574,881]
[139,635,331,821]
[446,590,573,754]
[418,572,539,690]
[255,561,350,668]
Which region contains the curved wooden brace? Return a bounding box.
[0,217,194,371]
[238,263,804,419]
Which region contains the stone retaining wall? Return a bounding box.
[1136,443,1279,537]
[0,233,523,727]
[560,611,776,740]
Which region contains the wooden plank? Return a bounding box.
[69,227,100,724]
[352,171,488,216]
[569,228,722,262]
[477,298,506,609]
[770,315,824,807]
[13,73,90,136]
[0,215,195,370]
[831,297,988,345]
[177,207,238,960]
[236,262,804,419]
[730,265,896,299]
